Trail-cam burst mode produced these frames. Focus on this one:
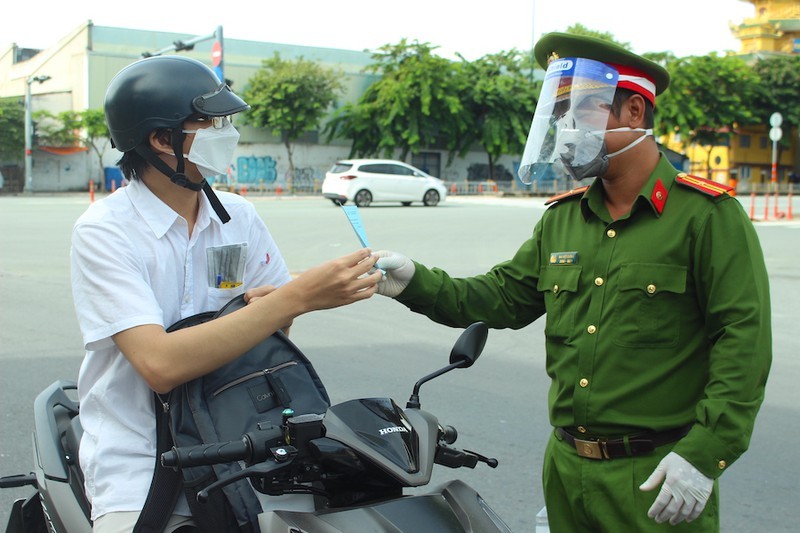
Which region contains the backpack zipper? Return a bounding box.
[212,361,298,397]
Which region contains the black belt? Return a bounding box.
[556,425,692,460]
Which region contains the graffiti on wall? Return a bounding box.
[236,156,277,184]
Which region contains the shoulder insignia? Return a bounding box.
[675,173,733,197]
[544,186,590,206]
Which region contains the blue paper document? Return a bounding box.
[341,205,370,248]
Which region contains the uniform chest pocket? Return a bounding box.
[207,286,246,310]
[614,263,687,348]
[537,265,582,340]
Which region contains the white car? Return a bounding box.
[322,159,447,207]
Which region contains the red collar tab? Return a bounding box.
[545,185,590,206]
[675,173,734,197]
[651,178,668,214]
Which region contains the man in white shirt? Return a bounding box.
[70,55,380,532]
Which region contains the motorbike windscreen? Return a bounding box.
[518,57,619,184]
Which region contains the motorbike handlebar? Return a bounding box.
[162,439,251,469]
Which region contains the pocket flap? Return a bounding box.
[537,265,582,294]
[619,263,687,295]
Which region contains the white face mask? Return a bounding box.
[182,119,240,179]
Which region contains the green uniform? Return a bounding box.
[396,154,771,530]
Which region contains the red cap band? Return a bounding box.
[611,63,657,106]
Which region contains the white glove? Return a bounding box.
[639,451,714,525]
[373,250,415,297]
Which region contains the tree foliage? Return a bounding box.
[242,54,342,187]
[455,50,539,179]
[656,53,761,173]
[34,108,111,185]
[750,55,800,153]
[325,40,465,161]
[564,23,631,50]
[0,97,25,162]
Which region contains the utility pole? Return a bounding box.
[142,26,224,81]
[24,75,51,193]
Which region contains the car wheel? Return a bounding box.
[354,189,372,207]
[423,189,440,207]
[401,202,412,207]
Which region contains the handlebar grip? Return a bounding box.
[439,425,458,444]
[161,439,249,469]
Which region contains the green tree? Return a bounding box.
[325,39,465,161]
[455,50,539,180]
[750,55,800,167]
[0,97,25,162]
[35,109,111,187]
[242,54,342,191]
[657,53,761,176]
[564,23,631,49]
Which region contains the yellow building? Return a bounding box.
[668,0,800,192]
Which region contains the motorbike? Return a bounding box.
[1,322,513,532]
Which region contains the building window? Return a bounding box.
[740,166,751,180]
[740,135,751,148]
[411,152,441,178]
[760,136,768,149]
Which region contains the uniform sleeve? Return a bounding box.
[671,197,772,478]
[70,222,163,351]
[396,224,547,329]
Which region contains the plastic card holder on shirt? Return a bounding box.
[207,243,247,288]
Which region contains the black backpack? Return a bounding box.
[134,294,330,533]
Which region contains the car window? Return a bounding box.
[389,165,414,176]
[330,163,353,173]
[359,164,389,174]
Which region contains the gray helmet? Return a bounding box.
[104,55,249,152]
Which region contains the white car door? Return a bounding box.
[388,163,426,201]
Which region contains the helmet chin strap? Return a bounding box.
[133,131,231,223]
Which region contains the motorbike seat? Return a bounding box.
[64,414,84,484]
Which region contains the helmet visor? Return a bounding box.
[192,84,250,116]
[518,58,618,184]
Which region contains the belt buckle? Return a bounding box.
[574,437,610,460]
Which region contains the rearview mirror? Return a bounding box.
[449,322,488,368]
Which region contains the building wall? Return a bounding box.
[2,21,526,192]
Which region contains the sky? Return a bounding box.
[4,0,756,61]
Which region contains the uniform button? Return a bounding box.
[594,277,604,286]
[606,229,617,238]
[718,460,727,469]
[647,284,656,294]
[587,325,597,334]
[577,426,587,433]
[579,378,589,388]
[553,284,559,294]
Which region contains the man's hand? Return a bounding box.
[639,451,713,525]
[373,250,415,297]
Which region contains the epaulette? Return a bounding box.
[675,173,733,197]
[544,186,590,206]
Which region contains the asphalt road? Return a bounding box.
[1,192,798,532]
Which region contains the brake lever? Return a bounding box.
[463,449,499,468]
[196,445,297,503]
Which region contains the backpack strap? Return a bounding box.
[132,394,183,533]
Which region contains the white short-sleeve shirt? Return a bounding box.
[70,179,291,520]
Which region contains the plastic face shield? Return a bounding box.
[518,58,619,184]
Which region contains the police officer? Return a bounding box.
[71,56,380,532]
[375,33,771,531]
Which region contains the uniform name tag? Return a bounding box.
[549,251,579,265]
